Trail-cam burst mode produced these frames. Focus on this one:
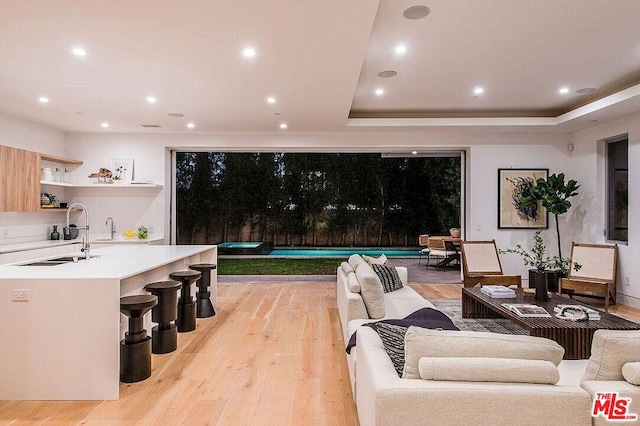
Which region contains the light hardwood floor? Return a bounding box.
[0,282,638,425]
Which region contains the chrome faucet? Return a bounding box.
[67,203,90,260]
[105,217,115,240]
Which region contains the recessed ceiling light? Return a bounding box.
[72,47,87,57]
[375,88,384,96]
[559,87,570,94]
[38,96,49,103]
[187,122,195,129]
[279,123,288,129]
[411,151,418,155]
[168,112,184,118]
[395,45,407,55]
[146,96,157,104]
[242,47,256,58]
[101,122,110,128]
[576,87,596,94]
[403,5,431,20]
[378,70,397,78]
[473,87,484,95]
[267,96,277,104]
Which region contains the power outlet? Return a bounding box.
[624,276,631,287]
[476,224,483,231]
[12,289,29,301]
[1,228,8,239]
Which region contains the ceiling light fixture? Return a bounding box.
[38,96,49,103]
[168,113,184,118]
[378,70,397,78]
[473,87,484,95]
[403,5,431,20]
[72,47,87,56]
[412,151,418,155]
[242,47,256,58]
[146,96,157,104]
[101,122,110,128]
[576,87,596,94]
[267,96,277,104]
[375,88,384,96]
[395,45,407,55]
[187,122,195,129]
[559,87,570,94]
[280,123,288,129]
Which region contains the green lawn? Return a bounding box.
[217,258,342,275]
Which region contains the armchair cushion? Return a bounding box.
[372,263,403,293]
[582,330,640,382]
[622,362,640,385]
[363,253,388,265]
[418,357,559,385]
[403,328,564,379]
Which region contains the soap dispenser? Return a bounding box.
[51,225,60,240]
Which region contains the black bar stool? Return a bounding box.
[169,270,201,332]
[189,263,217,318]
[120,294,157,383]
[144,280,182,354]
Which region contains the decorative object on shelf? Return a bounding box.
[498,168,548,229]
[50,225,60,240]
[41,167,53,182]
[111,158,134,184]
[53,167,63,182]
[137,226,149,239]
[449,227,461,238]
[63,168,71,183]
[88,167,113,183]
[40,192,56,208]
[123,230,136,239]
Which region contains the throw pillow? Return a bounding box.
[582,330,640,382]
[622,362,640,385]
[348,254,367,270]
[375,322,408,377]
[362,253,388,265]
[346,271,360,293]
[372,263,403,293]
[403,327,564,379]
[354,263,385,319]
[340,261,354,276]
[418,357,559,384]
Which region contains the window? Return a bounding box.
[607,136,628,242]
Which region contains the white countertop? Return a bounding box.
[0,245,215,279]
[0,239,79,254]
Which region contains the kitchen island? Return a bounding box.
[0,244,216,400]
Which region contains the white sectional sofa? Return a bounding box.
[336,254,640,426]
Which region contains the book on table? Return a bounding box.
[480,285,516,298]
[501,303,551,318]
[553,304,601,320]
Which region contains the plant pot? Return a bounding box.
[449,228,461,238]
[528,269,558,293]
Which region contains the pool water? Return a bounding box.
[218,242,263,249]
[268,248,417,257]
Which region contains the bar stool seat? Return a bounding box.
[189,263,217,318]
[120,294,157,383]
[144,280,182,354]
[169,270,201,332]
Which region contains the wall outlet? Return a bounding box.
[476,224,483,231]
[624,276,630,286]
[12,289,29,301]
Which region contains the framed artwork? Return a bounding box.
[110,158,134,184]
[498,168,548,229]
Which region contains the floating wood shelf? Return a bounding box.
[40,153,83,165]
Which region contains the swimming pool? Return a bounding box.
[268,248,418,258]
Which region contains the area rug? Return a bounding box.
[430,298,529,335]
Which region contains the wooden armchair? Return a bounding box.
[559,243,617,312]
[460,240,522,288]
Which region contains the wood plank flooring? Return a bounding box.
[0,282,638,425]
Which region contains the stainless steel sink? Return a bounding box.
[19,255,101,266]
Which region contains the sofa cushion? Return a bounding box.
[348,254,367,271]
[346,271,360,293]
[403,328,565,379]
[372,263,403,293]
[582,330,640,382]
[355,263,385,319]
[418,357,560,384]
[375,322,408,377]
[622,362,640,385]
[340,261,354,276]
[362,253,387,265]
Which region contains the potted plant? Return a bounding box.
[449,227,461,238]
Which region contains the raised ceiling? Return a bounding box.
[0,0,639,134]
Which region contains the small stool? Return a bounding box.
[144,280,182,354]
[169,270,201,333]
[120,294,157,383]
[189,263,217,318]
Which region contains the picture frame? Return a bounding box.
[110,158,134,184]
[498,168,548,229]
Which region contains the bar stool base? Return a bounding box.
[196,294,216,318]
[177,301,196,332]
[120,337,152,383]
[152,324,177,354]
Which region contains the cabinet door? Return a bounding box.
[0,145,40,212]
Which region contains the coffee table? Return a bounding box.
[462,287,640,359]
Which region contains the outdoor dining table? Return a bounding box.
[430,236,461,267]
